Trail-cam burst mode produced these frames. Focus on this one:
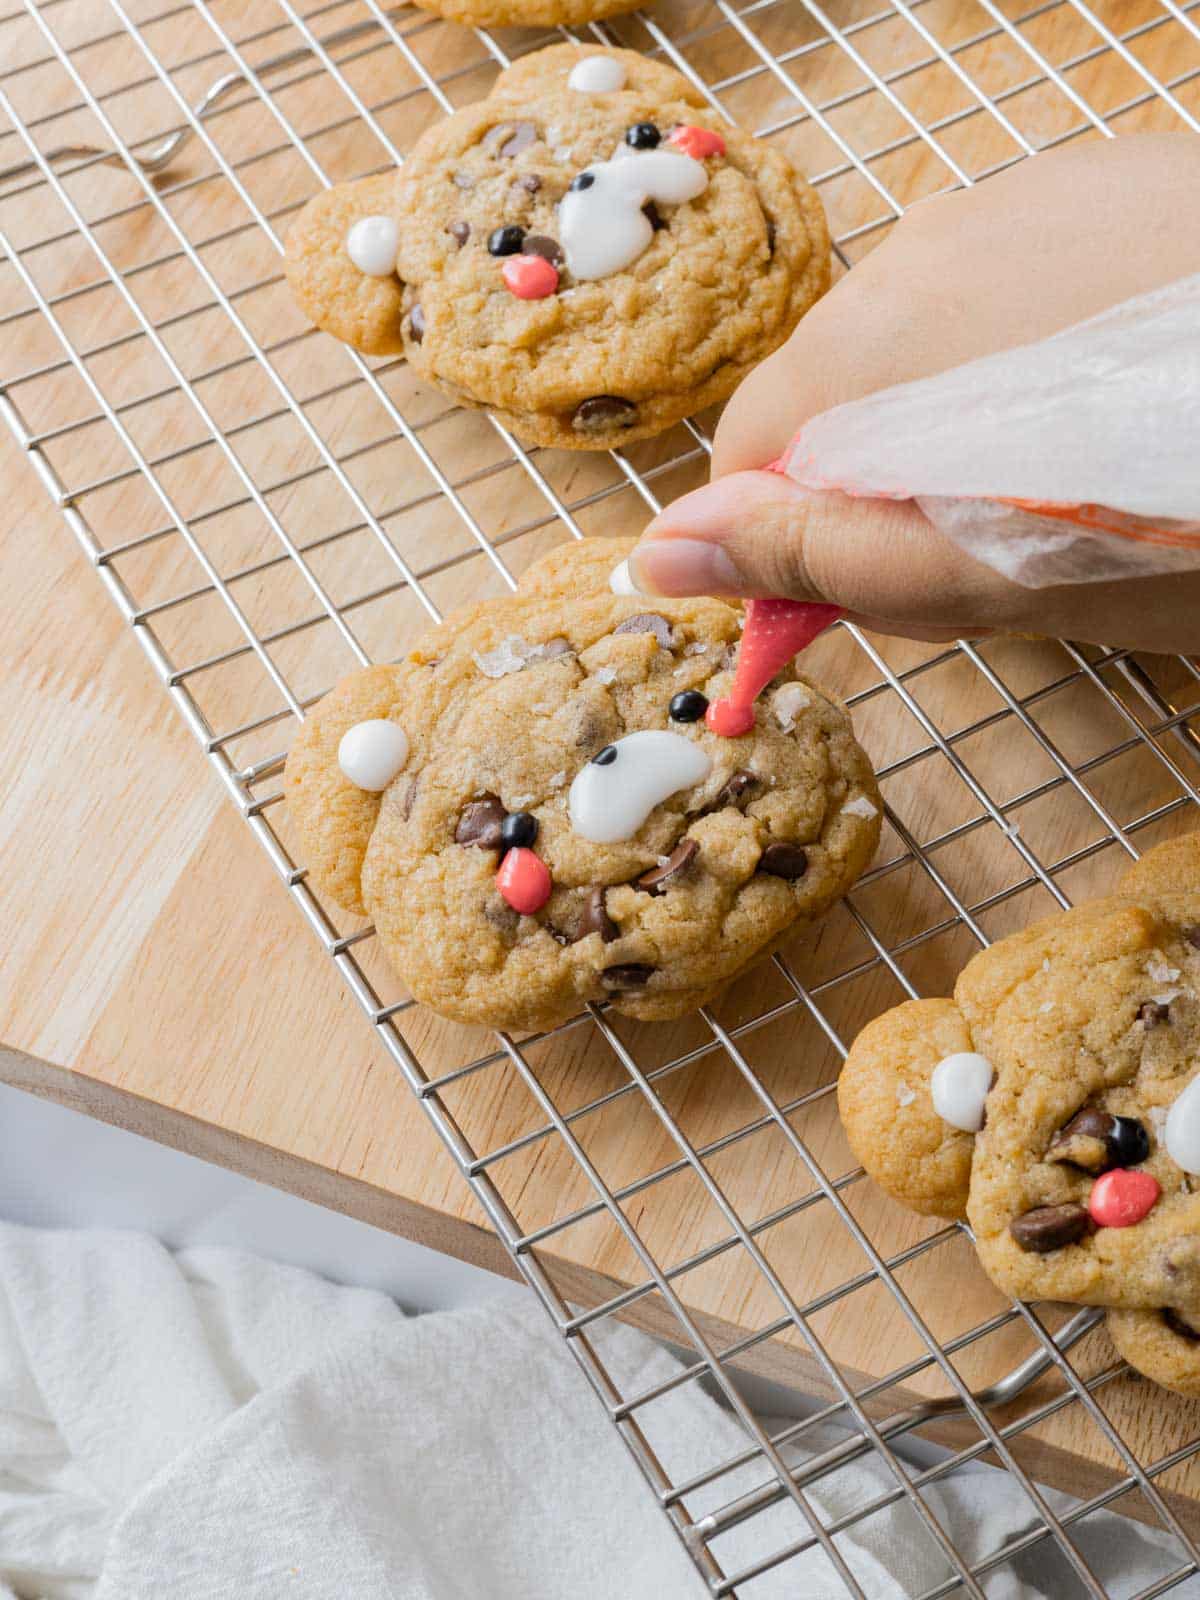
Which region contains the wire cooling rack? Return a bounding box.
[4,1,1200,1593]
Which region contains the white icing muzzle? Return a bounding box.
[558,150,708,281]
[1165,1072,1200,1174]
[568,730,712,843]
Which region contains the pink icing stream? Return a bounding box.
[705,598,842,735]
[704,454,843,737]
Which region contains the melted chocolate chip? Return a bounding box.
[1047,1107,1150,1173]
[455,794,506,849]
[408,304,425,344]
[636,839,698,895]
[1010,1203,1090,1254]
[1163,1307,1200,1342]
[447,220,470,248]
[759,842,809,880]
[593,745,618,766]
[1047,1107,1117,1173]
[1139,1000,1171,1026]
[521,233,564,265]
[614,612,673,649]
[573,395,637,434]
[487,121,538,158]
[642,200,666,231]
[718,770,762,807]
[575,885,618,944]
[601,963,655,990]
[1185,926,1200,950]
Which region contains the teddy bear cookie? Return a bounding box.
[838,832,1200,1397]
[284,45,830,450]
[285,537,880,1032]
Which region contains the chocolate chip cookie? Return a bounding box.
[284,45,830,449]
[838,832,1200,1396]
[285,537,879,1031]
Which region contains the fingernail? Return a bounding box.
[608,557,644,596]
[628,537,745,598]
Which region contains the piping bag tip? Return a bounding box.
[705,454,844,737]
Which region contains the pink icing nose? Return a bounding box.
[503,255,559,299]
[667,125,727,159]
[705,699,755,737]
[1088,1167,1161,1228]
[496,847,552,915]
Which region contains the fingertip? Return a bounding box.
[627,536,745,599]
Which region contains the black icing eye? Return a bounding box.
[569,172,596,192]
[593,745,618,766]
[1109,1116,1150,1167]
[669,690,708,723]
[488,225,526,256]
[500,811,538,851]
[625,122,661,149]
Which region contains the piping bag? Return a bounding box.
[705,271,1200,733]
[705,458,842,738]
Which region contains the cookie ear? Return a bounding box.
[517,537,638,600]
[1106,1307,1200,1398]
[488,44,707,108]
[1118,830,1200,903]
[284,173,407,356]
[838,998,977,1220]
[284,665,412,917]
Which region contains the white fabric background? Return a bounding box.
[0,1224,1193,1599]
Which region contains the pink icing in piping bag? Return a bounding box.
[704,457,844,738]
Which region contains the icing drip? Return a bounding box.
[1165,1073,1200,1173]
[346,215,399,277]
[568,730,712,843]
[567,55,627,92]
[338,719,409,791]
[930,1052,992,1132]
[558,150,708,281]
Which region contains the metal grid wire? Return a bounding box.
[3,0,1200,1592]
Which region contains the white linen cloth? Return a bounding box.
[0,1223,1192,1599]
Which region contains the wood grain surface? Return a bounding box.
[2,0,1200,1549]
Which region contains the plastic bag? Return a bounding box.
[780,272,1200,588]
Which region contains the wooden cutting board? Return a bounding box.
[2,0,1199,1552]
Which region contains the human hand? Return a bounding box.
[628,132,1200,653]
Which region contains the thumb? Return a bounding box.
[628,470,1000,631]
